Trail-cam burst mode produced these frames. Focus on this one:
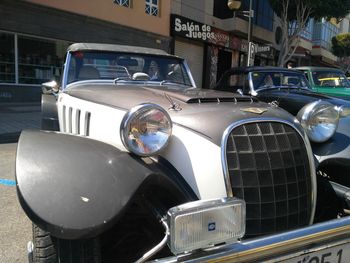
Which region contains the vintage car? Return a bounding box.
[215,66,350,180]
[295,66,350,99]
[16,44,350,263]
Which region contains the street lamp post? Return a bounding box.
[228,0,255,66]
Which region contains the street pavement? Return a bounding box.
[0,143,31,263]
[0,102,41,143]
[0,103,41,262]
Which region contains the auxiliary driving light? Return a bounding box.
[167,198,246,255]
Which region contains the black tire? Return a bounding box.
[32,224,101,263]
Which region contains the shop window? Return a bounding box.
[145,0,159,16]
[113,0,130,8]
[18,35,69,84]
[0,32,15,83]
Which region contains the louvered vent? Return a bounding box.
[62,105,91,136]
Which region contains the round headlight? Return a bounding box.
[121,104,172,156]
[297,100,339,143]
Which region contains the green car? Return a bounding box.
[295,66,350,99]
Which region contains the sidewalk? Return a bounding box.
[0,102,41,143]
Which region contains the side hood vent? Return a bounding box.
[156,88,257,104]
[187,97,256,104]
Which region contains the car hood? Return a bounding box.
[65,83,300,144]
[257,88,350,107]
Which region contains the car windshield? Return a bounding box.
[311,71,350,87]
[251,71,310,90]
[66,51,193,87]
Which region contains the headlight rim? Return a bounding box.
[297,100,339,143]
[120,103,172,156]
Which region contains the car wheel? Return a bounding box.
[31,224,101,263]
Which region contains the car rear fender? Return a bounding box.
[16,130,196,239]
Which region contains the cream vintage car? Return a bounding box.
[15,43,350,263]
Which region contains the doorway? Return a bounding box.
[217,49,232,81]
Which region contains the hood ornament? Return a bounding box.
[241,107,268,114]
[164,93,182,111]
[269,100,279,107]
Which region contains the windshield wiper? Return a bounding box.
[159,79,193,87]
[258,85,309,91]
[113,77,132,85]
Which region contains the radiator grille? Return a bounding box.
[226,122,312,237]
[62,106,90,136]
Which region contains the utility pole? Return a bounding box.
[228,0,255,66]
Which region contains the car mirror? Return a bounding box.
[42,80,59,94]
[132,72,150,81]
[236,88,243,95]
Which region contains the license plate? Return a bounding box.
[272,242,350,263]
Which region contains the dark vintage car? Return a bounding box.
[215,66,350,191]
[16,45,350,263]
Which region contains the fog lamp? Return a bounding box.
[167,198,245,255]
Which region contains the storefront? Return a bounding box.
[0,0,171,102]
[0,31,70,101]
[239,39,276,67]
[170,15,242,89]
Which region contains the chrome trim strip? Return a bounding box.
[153,216,350,263]
[84,111,91,136]
[183,60,197,88]
[62,105,66,132]
[62,52,71,89]
[247,71,311,94]
[247,72,256,96]
[220,118,317,225]
[135,219,169,263]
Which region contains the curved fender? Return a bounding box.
[16,130,163,239]
[41,94,59,131]
[312,117,350,168]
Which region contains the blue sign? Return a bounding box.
[208,222,216,231]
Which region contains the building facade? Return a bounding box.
[0,0,171,102]
[171,0,277,89]
[290,17,350,68]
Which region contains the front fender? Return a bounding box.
[312,117,350,168]
[16,130,195,239]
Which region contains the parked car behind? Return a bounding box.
[16,46,350,263]
[295,66,350,99]
[215,66,350,187]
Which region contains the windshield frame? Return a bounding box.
[248,70,311,94]
[61,50,196,90]
[311,70,350,88]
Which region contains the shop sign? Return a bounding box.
[241,41,273,58]
[171,15,230,48]
[256,45,271,53]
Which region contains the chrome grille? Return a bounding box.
[226,122,312,237]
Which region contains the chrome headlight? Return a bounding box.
[297,100,339,143]
[120,104,172,156]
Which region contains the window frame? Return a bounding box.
[113,0,131,8]
[145,0,160,17]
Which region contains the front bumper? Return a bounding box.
[154,216,350,262]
